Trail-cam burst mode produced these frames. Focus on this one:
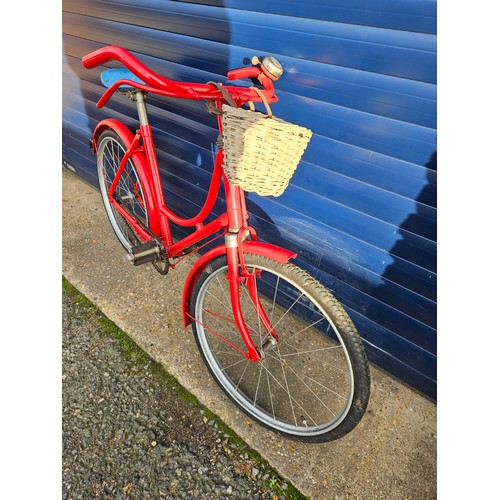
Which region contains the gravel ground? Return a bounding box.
[62,279,303,499]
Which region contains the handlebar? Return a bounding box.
[82,45,279,109]
[227,66,262,81]
[82,46,171,90]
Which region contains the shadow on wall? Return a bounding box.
[372,150,437,327]
[366,150,437,398]
[384,151,437,275]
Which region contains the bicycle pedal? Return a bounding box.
[126,242,160,266]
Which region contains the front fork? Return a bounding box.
[224,217,278,361]
[225,239,278,362]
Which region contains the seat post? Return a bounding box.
[128,90,172,246]
[130,91,149,127]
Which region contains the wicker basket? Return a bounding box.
[221,90,312,197]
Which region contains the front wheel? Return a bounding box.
[190,254,370,442]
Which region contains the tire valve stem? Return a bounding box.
[301,416,308,427]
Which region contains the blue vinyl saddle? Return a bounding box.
[100,68,145,91]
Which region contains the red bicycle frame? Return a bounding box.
[82,46,296,362]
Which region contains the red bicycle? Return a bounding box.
[82,46,370,442]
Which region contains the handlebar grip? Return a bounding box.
[227,66,261,81]
[82,46,170,90]
[82,50,106,69]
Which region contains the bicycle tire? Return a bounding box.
[190,253,370,442]
[96,129,149,251]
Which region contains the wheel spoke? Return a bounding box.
[270,276,280,324]
[257,361,319,427]
[270,291,305,331]
[279,345,349,376]
[191,255,367,441]
[278,358,345,409]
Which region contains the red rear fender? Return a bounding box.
[92,119,161,236]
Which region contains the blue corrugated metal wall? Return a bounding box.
[62,0,437,399]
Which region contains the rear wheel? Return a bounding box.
[96,130,149,251]
[190,254,370,442]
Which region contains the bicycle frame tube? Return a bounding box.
[131,92,173,246]
[158,149,224,229]
[86,45,294,363]
[99,117,227,258]
[107,132,142,199]
[109,197,152,242]
[130,99,282,361]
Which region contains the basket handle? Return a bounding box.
[248,87,273,117]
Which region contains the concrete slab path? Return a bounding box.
[62,168,436,499]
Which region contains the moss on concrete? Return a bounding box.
[62,276,306,499]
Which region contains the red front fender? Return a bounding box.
[181,241,296,327]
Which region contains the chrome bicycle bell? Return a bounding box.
[252,55,283,81]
